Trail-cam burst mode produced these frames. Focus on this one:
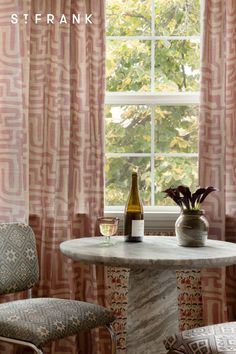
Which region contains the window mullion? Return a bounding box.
[106,36,200,41]
[105,92,200,105]
[151,42,155,93]
[151,0,155,92]
[151,106,155,207]
[150,0,155,207]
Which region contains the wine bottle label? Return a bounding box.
[131,220,144,237]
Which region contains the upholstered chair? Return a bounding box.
[0,223,116,354]
[164,322,236,353]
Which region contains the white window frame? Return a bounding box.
[104,1,202,231]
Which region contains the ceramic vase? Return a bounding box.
[175,209,209,247]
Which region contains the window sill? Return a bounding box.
[104,207,180,232]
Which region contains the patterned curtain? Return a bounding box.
[0,1,107,353]
[199,0,236,325]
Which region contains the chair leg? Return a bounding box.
[35,349,44,354]
[0,336,44,354]
[105,324,117,354]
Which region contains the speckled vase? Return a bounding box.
[175,210,209,247]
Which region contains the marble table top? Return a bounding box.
[60,236,236,270]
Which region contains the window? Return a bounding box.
[105,0,201,216]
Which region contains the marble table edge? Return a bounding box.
[60,236,236,270]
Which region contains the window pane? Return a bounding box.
[106,0,152,36]
[155,40,200,92]
[106,40,151,92]
[105,105,151,153]
[155,157,198,205]
[155,105,198,153]
[155,0,200,36]
[105,157,151,206]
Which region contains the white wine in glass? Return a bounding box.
[97,217,119,245]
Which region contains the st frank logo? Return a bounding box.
[11,13,93,25]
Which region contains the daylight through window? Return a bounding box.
[105,0,200,208]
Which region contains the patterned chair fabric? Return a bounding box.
[0,223,116,351]
[0,223,39,294]
[0,298,115,347]
[164,322,236,354]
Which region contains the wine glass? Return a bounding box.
[97,217,119,245]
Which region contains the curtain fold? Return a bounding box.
[0,1,107,353]
[200,0,236,325]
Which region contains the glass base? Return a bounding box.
[100,236,114,246]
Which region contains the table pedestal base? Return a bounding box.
[127,268,178,354]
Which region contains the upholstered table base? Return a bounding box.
[127,269,179,354]
[164,321,236,354]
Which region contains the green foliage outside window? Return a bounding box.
[105,0,200,206]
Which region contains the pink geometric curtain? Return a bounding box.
[199,0,236,325]
[0,1,107,353]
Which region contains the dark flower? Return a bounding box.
[163,185,218,210]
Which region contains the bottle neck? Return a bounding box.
[131,173,138,193]
[128,173,142,209]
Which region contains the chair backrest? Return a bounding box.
[0,223,39,295]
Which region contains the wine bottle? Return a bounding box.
[124,172,144,242]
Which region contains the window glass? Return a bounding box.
[106,0,152,36]
[105,105,151,153]
[155,157,198,205]
[105,157,151,206]
[155,40,200,92]
[155,0,201,36]
[106,40,151,92]
[155,105,198,153]
[105,0,200,207]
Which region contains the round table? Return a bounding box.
[60,236,236,354]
